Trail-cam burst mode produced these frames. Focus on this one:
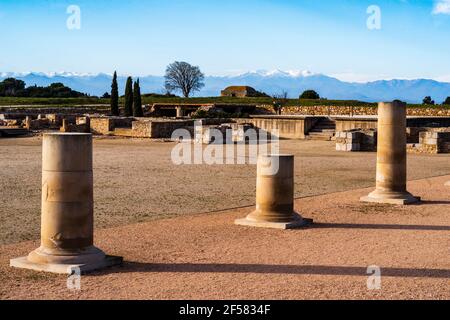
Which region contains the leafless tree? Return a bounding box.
[164,61,205,98]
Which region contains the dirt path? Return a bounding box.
[1,175,449,300]
[1,136,450,245]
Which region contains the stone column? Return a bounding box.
[235,154,312,229]
[61,118,69,132]
[361,101,419,205]
[25,116,32,130]
[176,106,184,118]
[11,133,122,274]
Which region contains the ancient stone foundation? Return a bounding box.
[60,117,90,133]
[89,116,193,138]
[407,130,450,154]
[361,101,420,205]
[199,123,263,144]
[10,133,122,274]
[235,154,312,229]
[335,129,377,152]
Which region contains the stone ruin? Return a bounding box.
[0,112,90,133]
[198,123,265,144]
[60,116,91,133]
[408,129,450,154]
[161,118,272,144]
[336,127,450,154]
[90,116,194,138]
[335,129,377,152]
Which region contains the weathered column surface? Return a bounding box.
[235,154,312,229]
[361,101,419,205]
[445,181,450,187]
[11,133,122,274]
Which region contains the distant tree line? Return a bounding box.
[0,78,87,98]
[422,96,450,105]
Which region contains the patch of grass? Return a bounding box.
[0,97,109,106]
[2,96,450,110]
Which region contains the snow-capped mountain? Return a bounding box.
[1,70,450,103]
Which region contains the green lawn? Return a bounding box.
[1,96,449,110]
[0,97,109,107]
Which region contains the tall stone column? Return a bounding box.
[11,133,122,274]
[361,101,419,205]
[235,154,312,229]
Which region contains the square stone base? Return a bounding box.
[360,196,421,205]
[10,255,123,275]
[235,218,313,230]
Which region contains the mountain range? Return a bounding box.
[1,70,450,103]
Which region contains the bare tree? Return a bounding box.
[272,91,289,115]
[164,61,205,98]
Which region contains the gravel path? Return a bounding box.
[1,136,450,245]
[1,175,449,300]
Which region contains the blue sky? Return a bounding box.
[0,0,450,82]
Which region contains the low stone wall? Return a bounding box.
[25,117,50,130]
[90,117,114,135]
[282,106,377,116]
[406,127,428,144]
[335,118,450,141]
[147,120,194,139]
[235,117,318,140]
[90,117,137,136]
[90,116,194,139]
[336,130,377,152]
[335,119,378,132]
[198,123,259,144]
[280,105,450,117]
[131,120,152,138]
[60,116,90,133]
[46,114,65,126]
[408,131,450,154]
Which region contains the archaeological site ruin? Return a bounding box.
[1,99,450,300]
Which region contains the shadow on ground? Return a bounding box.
[310,222,450,231]
[102,262,450,279]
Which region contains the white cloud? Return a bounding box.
[433,0,450,15]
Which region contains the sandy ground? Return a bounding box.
[1,136,450,245]
[0,175,449,300]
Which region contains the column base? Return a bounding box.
[10,255,122,275]
[360,190,420,205]
[10,246,123,274]
[235,213,313,230]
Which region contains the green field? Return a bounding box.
[1,96,449,110]
[0,96,376,107]
[0,97,109,107]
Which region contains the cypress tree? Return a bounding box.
[110,71,119,116]
[124,76,133,117]
[133,79,144,117]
